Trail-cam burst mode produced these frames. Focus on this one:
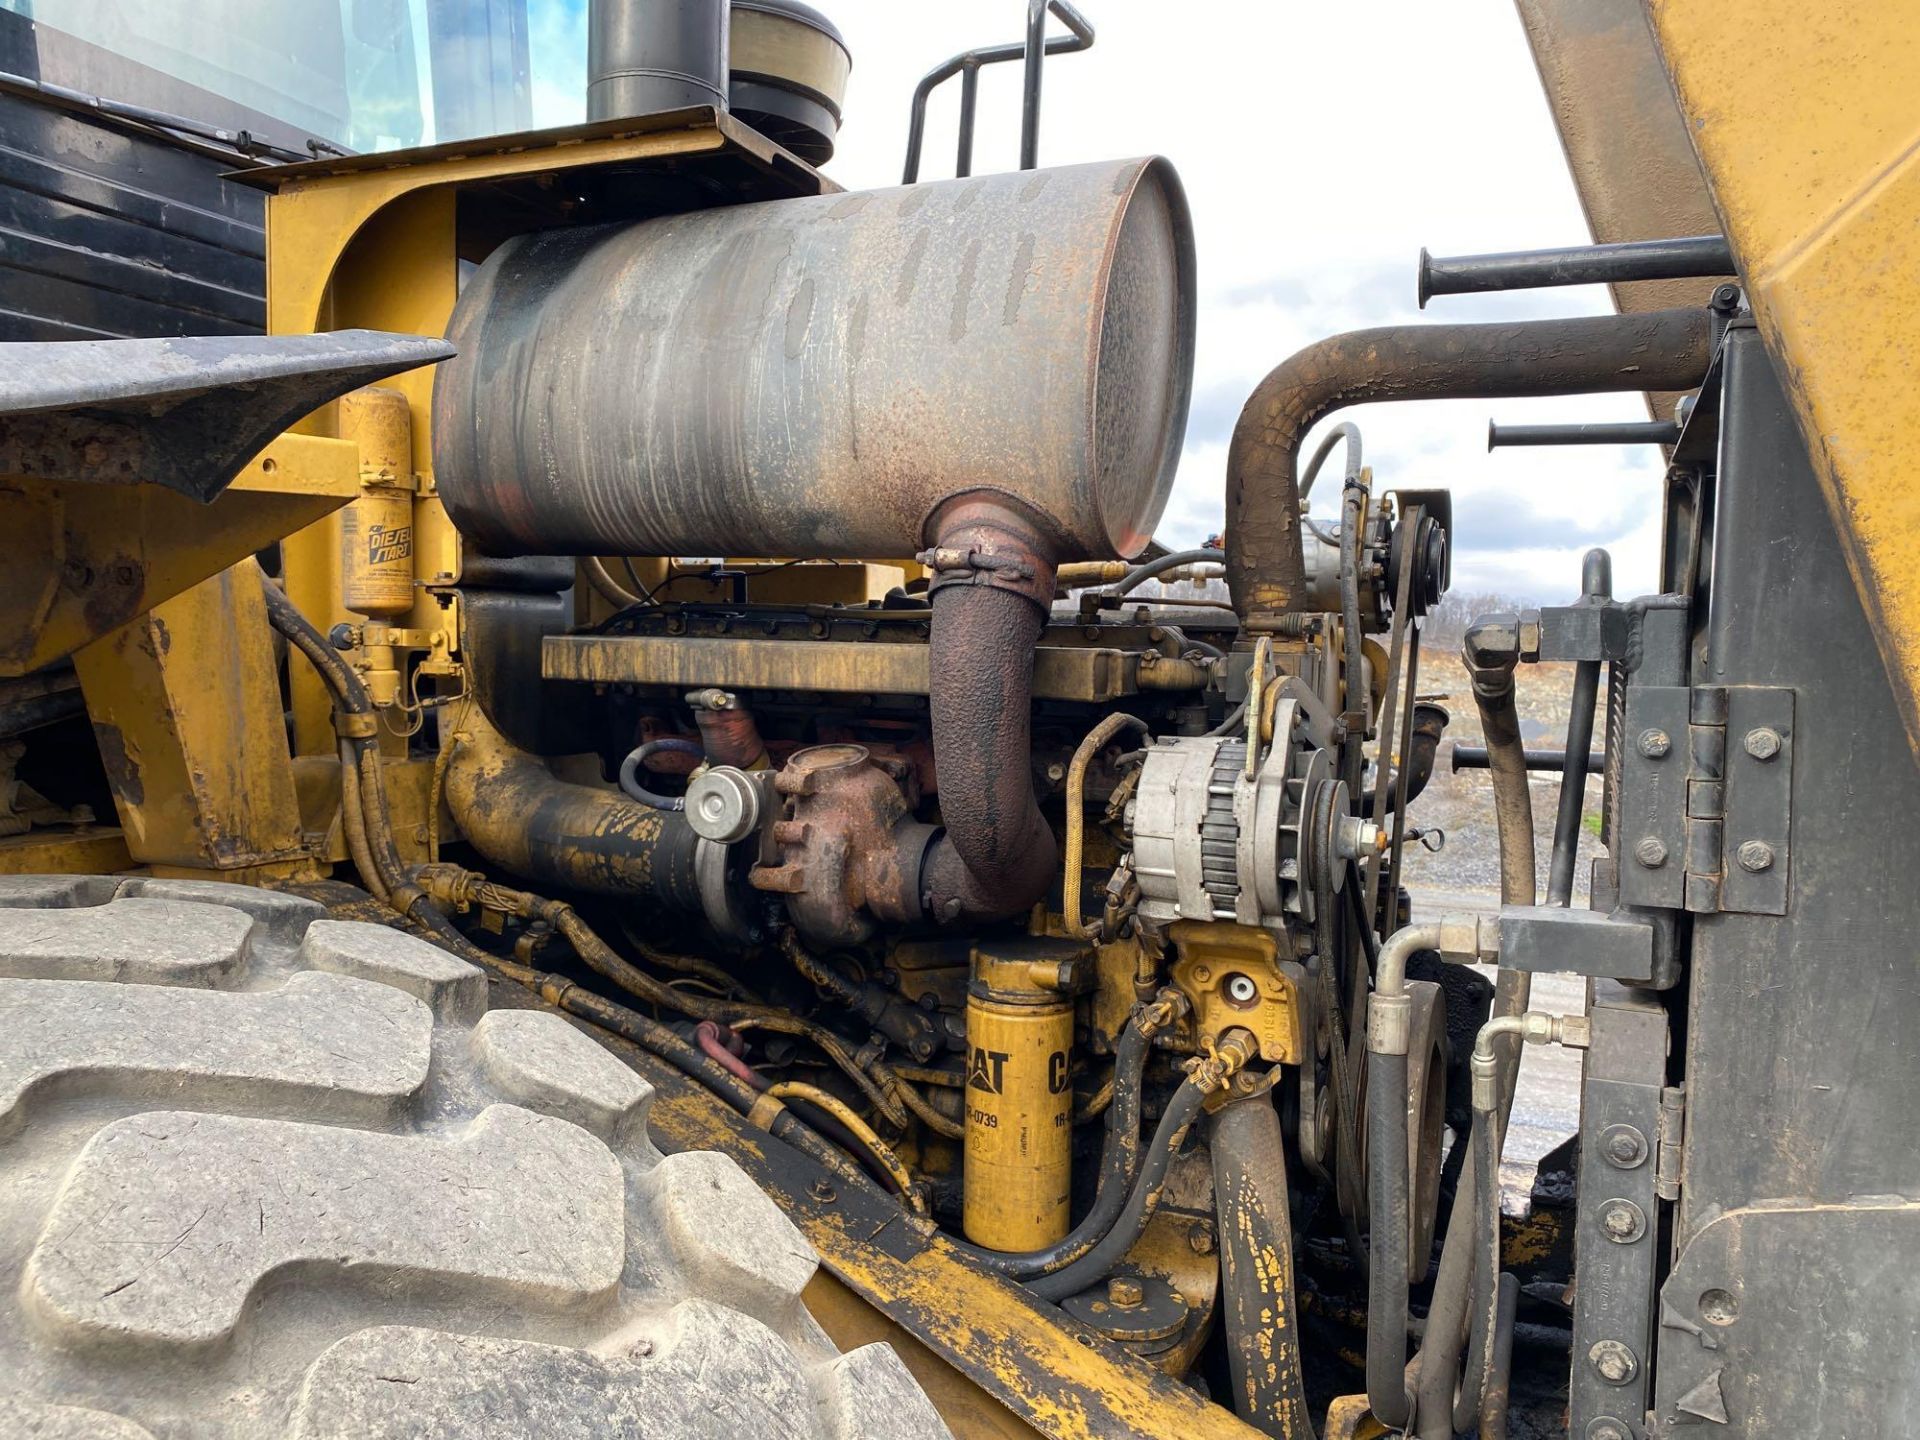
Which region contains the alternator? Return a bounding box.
[1127,682,1381,934]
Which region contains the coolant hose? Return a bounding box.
[1224,307,1715,628]
[1212,1088,1317,1438]
[1027,1077,1208,1303]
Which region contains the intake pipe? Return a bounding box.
[443,705,705,911]
[1223,307,1716,629]
[917,495,1061,923]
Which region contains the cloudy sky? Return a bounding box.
[521,0,1666,603]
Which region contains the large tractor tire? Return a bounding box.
[0,875,949,1439]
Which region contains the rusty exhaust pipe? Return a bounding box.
[1224,307,1716,629]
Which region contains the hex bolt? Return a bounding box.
[1743,726,1783,761]
[1736,840,1776,873]
[1588,1338,1639,1385]
[1187,1220,1217,1255]
[1634,836,1669,869]
[1601,1124,1648,1169]
[808,1179,837,1204]
[1637,728,1672,759]
[1586,1420,1633,1440]
[1108,1275,1144,1308]
[1600,1198,1647,1244]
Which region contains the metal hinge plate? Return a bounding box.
[1655,1084,1687,1201]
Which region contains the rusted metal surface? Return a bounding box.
[441,704,705,908]
[543,631,1145,702]
[751,742,933,946]
[1225,308,1715,629]
[920,500,1059,923]
[433,156,1194,563]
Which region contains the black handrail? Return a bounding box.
[901,1,1094,184]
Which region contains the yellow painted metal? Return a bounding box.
[1645,0,1920,760]
[0,431,358,676]
[639,1043,1264,1440]
[73,560,314,879]
[0,829,131,875]
[546,633,1146,701]
[1168,920,1307,1065]
[962,941,1085,1250]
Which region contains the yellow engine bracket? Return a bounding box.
[1647,0,1920,762]
[1167,920,1308,1065]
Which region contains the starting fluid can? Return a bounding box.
[962,937,1091,1251]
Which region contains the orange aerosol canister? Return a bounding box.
[962,937,1092,1251]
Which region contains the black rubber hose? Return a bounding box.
[1482,1273,1519,1440]
[1339,475,1368,798]
[1027,1078,1207,1302]
[1365,1048,1413,1428]
[618,737,704,811]
[1212,1089,1317,1438]
[1110,546,1224,596]
[954,1015,1151,1278]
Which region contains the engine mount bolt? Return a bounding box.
[1107,1276,1144,1308]
[1736,840,1775,873]
[1634,836,1668,869]
[1743,726,1782,761]
[1601,1124,1648,1169]
[1600,1198,1647,1244]
[1588,1338,1639,1385]
[1637,728,1671,759]
[1586,1420,1633,1440]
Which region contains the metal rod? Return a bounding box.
[902,0,1092,183]
[1487,419,1681,450]
[1418,234,1734,307]
[1547,550,1611,905]
[1451,745,1607,774]
[956,64,980,177]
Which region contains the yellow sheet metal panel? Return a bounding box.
[1647,0,1920,760]
[74,561,312,877]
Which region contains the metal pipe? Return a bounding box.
[1452,745,1607,773]
[918,499,1062,923]
[1364,922,1444,1429]
[1224,308,1715,629]
[1064,713,1150,937]
[1547,551,1610,906]
[443,706,705,909]
[1211,1090,1317,1438]
[586,0,729,121]
[1418,234,1734,307]
[1487,419,1680,449]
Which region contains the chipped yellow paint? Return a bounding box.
[1648,0,1920,759]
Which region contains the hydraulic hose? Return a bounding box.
[1109,546,1225,596]
[1212,1088,1317,1438]
[1225,307,1716,628]
[618,737,703,811]
[1365,922,1444,1430]
[1454,1101,1506,1433]
[1298,419,1362,504]
[262,574,876,1199]
[1064,713,1150,938]
[952,1002,1160,1278]
[1028,1074,1209,1302]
